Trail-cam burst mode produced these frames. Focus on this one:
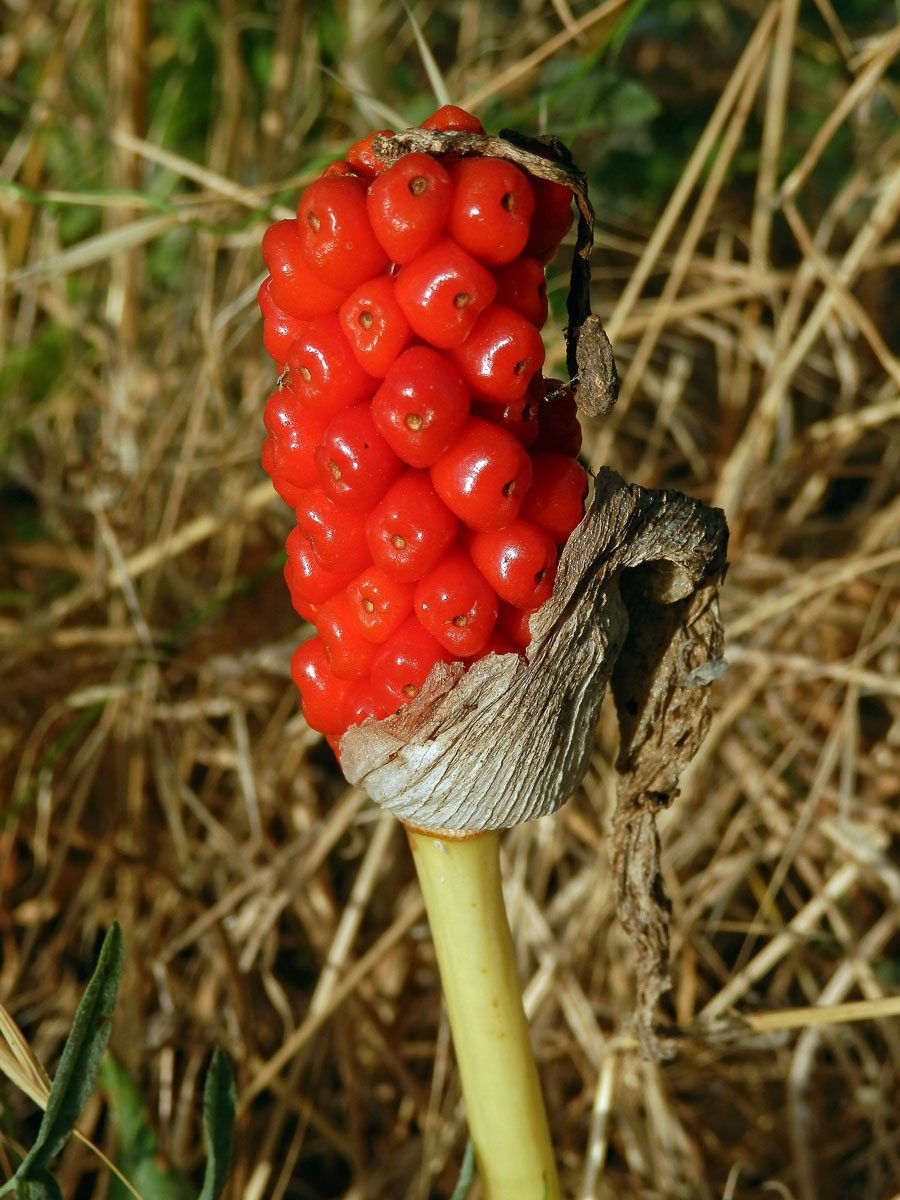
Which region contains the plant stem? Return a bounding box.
[406,826,561,1200]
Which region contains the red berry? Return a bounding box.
[394,238,497,350]
[283,559,318,624]
[295,485,372,573]
[471,396,540,448]
[420,105,485,133]
[262,220,351,318]
[370,346,470,468]
[315,402,403,510]
[263,111,591,744]
[347,566,414,643]
[446,159,535,266]
[370,616,452,711]
[291,637,354,734]
[296,175,388,289]
[367,153,453,263]
[258,278,306,365]
[525,175,574,263]
[492,256,549,327]
[466,629,519,663]
[287,314,377,419]
[263,387,326,489]
[497,600,535,651]
[262,440,307,509]
[285,527,356,606]
[430,416,533,531]
[414,546,498,656]
[532,377,583,457]
[366,470,458,581]
[339,276,412,377]
[345,129,393,179]
[345,681,394,727]
[321,160,356,179]
[468,518,557,608]
[317,592,380,680]
[519,452,587,543]
[451,303,544,404]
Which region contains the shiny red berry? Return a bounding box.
[370,346,470,468]
[466,629,519,662]
[287,314,377,419]
[430,417,533,531]
[347,566,414,643]
[344,680,394,727]
[315,403,403,510]
[317,592,380,680]
[420,105,485,133]
[468,518,557,608]
[296,175,388,289]
[339,275,412,377]
[263,387,326,489]
[285,527,356,606]
[519,452,587,543]
[451,303,544,404]
[370,616,452,711]
[295,485,372,573]
[321,160,356,179]
[532,377,583,457]
[471,396,540,448]
[497,600,535,652]
[262,220,351,319]
[283,559,318,624]
[446,159,535,266]
[367,153,453,263]
[414,546,498,656]
[491,256,549,327]
[291,637,354,735]
[345,129,393,179]
[262,439,306,507]
[366,470,458,581]
[394,238,497,350]
[258,278,306,365]
[525,175,574,263]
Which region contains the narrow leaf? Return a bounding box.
[449,1141,475,1200]
[101,1056,194,1200]
[13,1166,62,1200]
[405,7,452,108]
[18,924,123,1176]
[197,1051,235,1200]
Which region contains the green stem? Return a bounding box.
[406,827,560,1200]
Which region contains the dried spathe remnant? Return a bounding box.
[340,468,728,832]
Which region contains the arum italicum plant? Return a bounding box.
[263,114,729,1197]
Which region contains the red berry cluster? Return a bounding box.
[260,105,585,744]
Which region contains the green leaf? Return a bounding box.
[197,1050,235,1200]
[18,924,123,1178]
[449,1141,475,1200]
[101,1056,195,1200]
[13,1167,62,1200]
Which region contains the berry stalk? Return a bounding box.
[406,826,560,1200]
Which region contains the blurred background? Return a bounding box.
[2,1,900,1197]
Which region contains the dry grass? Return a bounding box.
[2,1,900,1198]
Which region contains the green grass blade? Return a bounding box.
[101,1056,194,1200]
[197,1050,235,1200]
[13,1166,63,1200]
[17,925,123,1179]
[449,1140,475,1200]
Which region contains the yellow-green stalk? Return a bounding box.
[406,826,560,1200]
